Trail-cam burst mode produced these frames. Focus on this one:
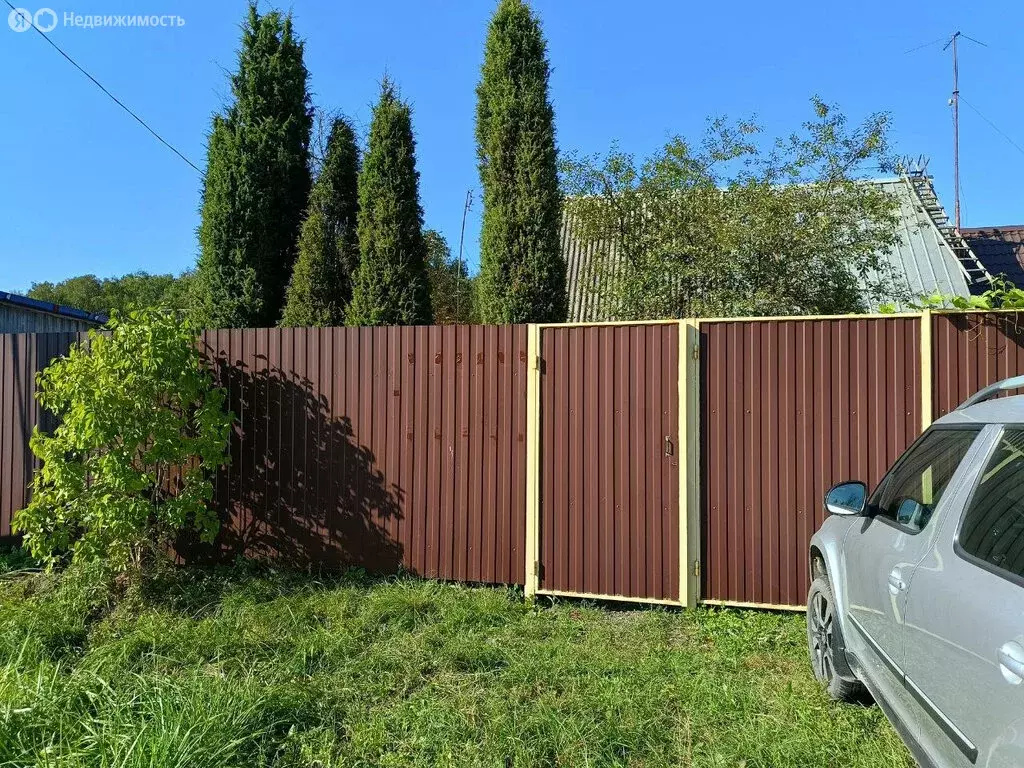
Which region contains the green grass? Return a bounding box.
[0,557,912,767]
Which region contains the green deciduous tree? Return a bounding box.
[14,310,233,573]
[26,272,194,316]
[475,0,566,323]
[425,230,479,324]
[347,81,432,326]
[194,4,313,328]
[561,99,905,318]
[281,117,361,327]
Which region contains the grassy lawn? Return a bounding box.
[0,552,911,767]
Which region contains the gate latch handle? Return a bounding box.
[664,435,674,456]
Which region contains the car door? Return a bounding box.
[904,425,1024,768]
[843,427,980,700]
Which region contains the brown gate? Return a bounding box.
[537,323,680,603]
[700,316,924,607]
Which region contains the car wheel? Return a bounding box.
[807,576,862,702]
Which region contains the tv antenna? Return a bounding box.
[943,31,986,230]
[457,189,474,321]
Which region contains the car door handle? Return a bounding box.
[887,568,907,595]
[998,642,1024,685]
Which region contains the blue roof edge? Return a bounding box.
[0,291,108,325]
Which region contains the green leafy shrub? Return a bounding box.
[881,276,1024,313]
[13,310,233,573]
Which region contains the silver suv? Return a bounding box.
[809,376,1024,768]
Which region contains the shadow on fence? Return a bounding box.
[178,347,405,572]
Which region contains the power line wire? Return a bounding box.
[3,1,201,173]
[903,36,946,55]
[961,97,1024,159]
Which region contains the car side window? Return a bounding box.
[869,428,979,533]
[958,428,1024,581]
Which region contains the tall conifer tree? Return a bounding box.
[475,0,566,323]
[194,4,313,328]
[281,118,360,326]
[347,80,432,326]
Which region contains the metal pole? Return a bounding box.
[951,31,961,230]
[457,189,473,320]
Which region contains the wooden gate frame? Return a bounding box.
[688,310,935,611]
[524,310,942,610]
[523,319,699,607]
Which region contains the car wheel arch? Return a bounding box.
[808,538,859,683]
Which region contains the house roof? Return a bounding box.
[562,176,974,321]
[867,178,972,306]
[960,227,1024,288]
[0,291,108,326]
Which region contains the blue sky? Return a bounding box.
[2,0,1023,292]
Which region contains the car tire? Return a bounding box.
[807,576,862,702]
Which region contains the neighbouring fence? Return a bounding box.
[4,312,1024,609]
[0,332,83,538]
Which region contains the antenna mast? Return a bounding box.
[945,31,962,230]
[457,189,473,320]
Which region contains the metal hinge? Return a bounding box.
[693,560,701,577]
[534,355,541,371]
[534,561,543,579]
[691,344,699,361]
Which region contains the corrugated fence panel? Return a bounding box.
[195,325,528,585]
[15,314,1023,602]
[539,324,680,601]
[701,317,922,606]
[0,332,83,537]
[932,312,1024,418]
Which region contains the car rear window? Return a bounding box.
[959,428,1024,582]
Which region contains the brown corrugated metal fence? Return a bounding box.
[538,323,680,601]
[1,326,529,587]
[196,325,528,584]
[0,332,83,538]
[932,312,1024,418]
[7,312,1024,607]
[700,317,924,606]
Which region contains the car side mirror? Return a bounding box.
[825,481,867,516]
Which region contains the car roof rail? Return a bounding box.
[957,374,1024,410]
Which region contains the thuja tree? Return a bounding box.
[281,117,361,326]
[347,80,432,326]
[14,310,233,572]
[194,4,313,328]
[475,0,566,323]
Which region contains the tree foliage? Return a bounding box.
[194,4,313,328]
[14,310,233,572]
[281,117,361,327]
[26,271,194,316]
[425,230,479,324]
[561,99,905,319]
[346,80,432,326]
[475,0,566,323]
